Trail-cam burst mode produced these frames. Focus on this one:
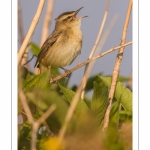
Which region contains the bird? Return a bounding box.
[34,7,88,74]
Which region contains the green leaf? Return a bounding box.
[30,42,40,56]
[91,81,109,127]
[85,73,102,91]
[58,82,89,113]
[18,121,32,150]
[98,76,132,111]
[23,71,50,91]
[25,88,69,133]
[105,75,130,82]
[109,100,121,128]
[20,121,32,139]
[117,76,130,82]
[51,66,60,76]
[119,110,132,121]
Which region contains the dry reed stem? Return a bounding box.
[18,1,30,69]
[56,41,132,144]
[35,0,54,74]
[50,41,132,84]
[40,0,54,46]
[38,105,56,124]
[19,68,56,149]
[31,105,56,150]
[19,90,33,123]
[18,1,24,45]
[21,110,51,134]
[19,92,56,150]
[89,0,110,59]
[81,0,110,99]
[21,111,38,122]
[31,122,39,150]
[18,0,46,65]
[36,108,53,134]
[58,73,88,143]
[102,0,132,131]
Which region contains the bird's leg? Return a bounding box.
[60,67,72,77]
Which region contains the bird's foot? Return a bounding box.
[60,67,72,77]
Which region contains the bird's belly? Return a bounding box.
[45,40,81,67]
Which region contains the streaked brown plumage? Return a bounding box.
[34,7,87,73]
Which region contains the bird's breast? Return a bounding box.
[44,28,83,67]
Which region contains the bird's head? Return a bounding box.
[55,7,88,29]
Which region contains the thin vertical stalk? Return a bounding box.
[40,0,54,46]
[18,1,24,45]
[31,105,56,150]
[58,71,89,143]
[81,0,110,99]
[18,1,30,69]
[18,0,46,65]
[102,0,132,131]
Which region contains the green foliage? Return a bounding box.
[18,121,32,150]
[91,81,109,127]
[98,75,132,111]
[109,100,121,128]
[104,127,125,150]
[30,42,40,57]
[18,70,132,150]
[23,70,50,91]
[26,88,69,133]
[106,75,130,82]
[58,82,89,113]
[85,73,102,91]
[119,110,132,121]
[19,87,70,149]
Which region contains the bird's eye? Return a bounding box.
[67,16,72,19]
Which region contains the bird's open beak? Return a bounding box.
[75,7,88,19]
[76,7,84,13]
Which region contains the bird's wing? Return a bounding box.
[34,30,62,67]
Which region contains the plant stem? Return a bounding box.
[18,0,46,65]
[102,0,133,131]
[50,41,132,83]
